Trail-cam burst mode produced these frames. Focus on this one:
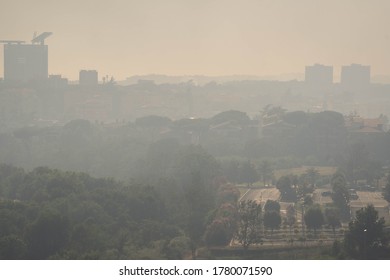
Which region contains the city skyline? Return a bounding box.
[1,0,389,80]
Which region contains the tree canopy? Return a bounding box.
[304,204,324,235]
[331,171,350,220]
[235,200,262,250]
[344,205,389,259]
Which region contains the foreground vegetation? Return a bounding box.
[1,162,389,259]
[0,144,222,259]
[1,108,390,259]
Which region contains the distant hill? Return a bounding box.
[120,73,304,86]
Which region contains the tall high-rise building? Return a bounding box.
[341,64,370,89]
[1,33,52,82]
[305,64,333,85]
[3,43,48,82]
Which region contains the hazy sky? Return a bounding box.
[1,0,389,80]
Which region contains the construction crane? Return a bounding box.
[31,32,52,45]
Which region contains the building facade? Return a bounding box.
[4,43,48,82]
[341,64,370,89]
[305,64,333,85]
[79,70,98,86]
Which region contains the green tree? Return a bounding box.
[204,218,232,247]
[174,146,219,258]
[0,235,27,259]
[223,160,240,184]
[239,161,258,187]
[145,138,180,179]
[303,195,313,207]
[292,111,346,160]
[163,236,190,260]
[235,200,262,250]
[264,200,280,213]
[325,208,341,239]
[263,210,282,235]
[217,186,240,205]
[304,167,320,186]
[344,205,388,259]
[365,160,384,187]
[26,210,70,259]
[346,142,369,185]
[331,171,350,220]
[285,204,296,235]
[261,105,286,120]
[276,175,297,202]
[184,172,211,259]
[304,204,324,236]
[210,110,250,125]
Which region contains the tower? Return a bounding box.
[1,32,52,82]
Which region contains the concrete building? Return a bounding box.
[48,74,68,88]
[341,64,370,90]
[79,70,98,86]
[305,64,333,85]
[1,32,52,82]
[3,43,48,82]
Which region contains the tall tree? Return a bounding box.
[235,200,262,250]
[304,167,320,186]
[304,204,324,236]
[239,161,258,187]
[276,175,297,202]
[264,200,281,213]
[211,110,250,125]
[325,208,341,239]
[303,195,313,207]
[175,146,220,258]
[0,235,27,259]
[204,219,232,247]
[346,142,369,185]
[344,205,388,259]
[224,160,240,184]
[285,204,296,235]
[263,211,281,235]
[263,200,281,236]
[184,172,210,259]
[331,171,350,220]
[26,210,70,259]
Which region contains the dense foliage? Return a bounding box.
[0,143,220,259]
[344,205,389,259]
[1,108,390,260]
[0,110,388,180]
